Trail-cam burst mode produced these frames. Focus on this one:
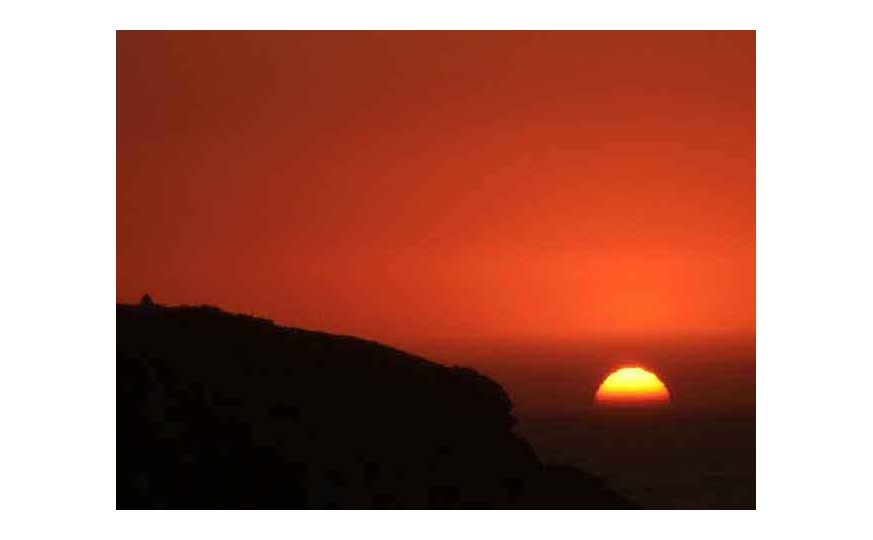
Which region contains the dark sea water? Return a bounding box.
[517,409,756,509]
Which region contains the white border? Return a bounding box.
[5,0,873,538]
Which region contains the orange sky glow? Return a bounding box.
[117,31,755,414]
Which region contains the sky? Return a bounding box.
[117,31,755,414]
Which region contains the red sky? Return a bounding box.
[117,31,755,412]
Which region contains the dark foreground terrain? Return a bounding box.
[117,301,637,509]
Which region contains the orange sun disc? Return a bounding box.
[595,366,671,405]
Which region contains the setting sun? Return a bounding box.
[595,367,671,405]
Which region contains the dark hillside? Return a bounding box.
[117,301,637,509]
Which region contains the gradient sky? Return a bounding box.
[117,31,755,413]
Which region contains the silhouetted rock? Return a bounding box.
[117,303,638,509]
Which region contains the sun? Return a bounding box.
[595,366,671,405]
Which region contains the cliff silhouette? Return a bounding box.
[117,300,638,509]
